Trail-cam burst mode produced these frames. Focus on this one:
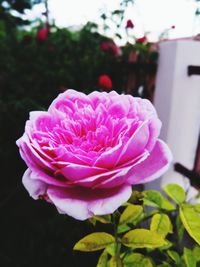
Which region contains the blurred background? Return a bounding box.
[0,0,200,266]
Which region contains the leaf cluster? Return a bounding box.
[74,184,200,267]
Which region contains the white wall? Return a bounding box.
[146,39,200,190]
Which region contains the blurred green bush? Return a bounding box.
[0,14,123,266]
[0,4,158,265]
[0,19,121,183]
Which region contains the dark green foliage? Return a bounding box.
[0,14,122,266]
[0,2,158,265]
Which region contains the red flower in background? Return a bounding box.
[36,27,49,42]
[110,42,122,56]
[171,25,176,29]
[100,41,110,52]
[98,74,113,90]
[136,36,147,44]
[126,19,134,29]
[100,41,121,56]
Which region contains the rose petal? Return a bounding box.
[96,151,149,189]
[52,146,93,165]
[57,164,107,181]
[93,165,133,189]
[127,139,172,184]
[17,135,55,171]
[72,168,119,187]
[94,139,123,168]
[29,111,49,122]
[116,120,149,165]
[23,168,72,190]
[22,169,47,199]
[49,89,92,113]
[47,184,132,220]
[145,116,162,151]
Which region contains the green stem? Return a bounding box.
[112,212,120,266]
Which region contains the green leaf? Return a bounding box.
[150,213,173,238]
[194,204,200,213]
[143,190,175,211]
[176,214,185,243]
[106,243,121,257]
[184,247,197,267]
[97,249,108,267]
[109,256,123,267]
[118,204,143,233]
[163,184,186,204]
[193,245,200,262]
[122,202,132,207]
[73,232,115,252]
[119,205,143,225]
[180,204,200,245]
[167,250,181,264]
[93,215,111,224]
[115,33,122,39]
[123,252,153,267]
[112,9,124,15]
[157,263,171,267]
[117,224,129,234]
[122,229,166,248]
[128,190,143,204]
[89,217,96,226]
[159,240,173,251]
[101,13,107,20]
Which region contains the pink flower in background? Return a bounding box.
[136,36,147,44]
[126,19,134,29]
[36,27,49,42]
[98,74,113,90]
[17,90,172,220]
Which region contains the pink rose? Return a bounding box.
[17,90,172,220]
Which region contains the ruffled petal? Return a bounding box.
[94,139,123,168]
[47,184,132,220]
[145,116,162,152]
[17,135,55,171]
[22,169,47,199]
[57,164,107,181]
[116,121,149,165]
[127,139,172,185]
[48,89,92,113]
[23,168,72,189]
[96,151,149,189]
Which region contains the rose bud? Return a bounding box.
[136,36,147,44]
[36,27,49,42]
[126,19,134,29]
[98,75,113,91]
